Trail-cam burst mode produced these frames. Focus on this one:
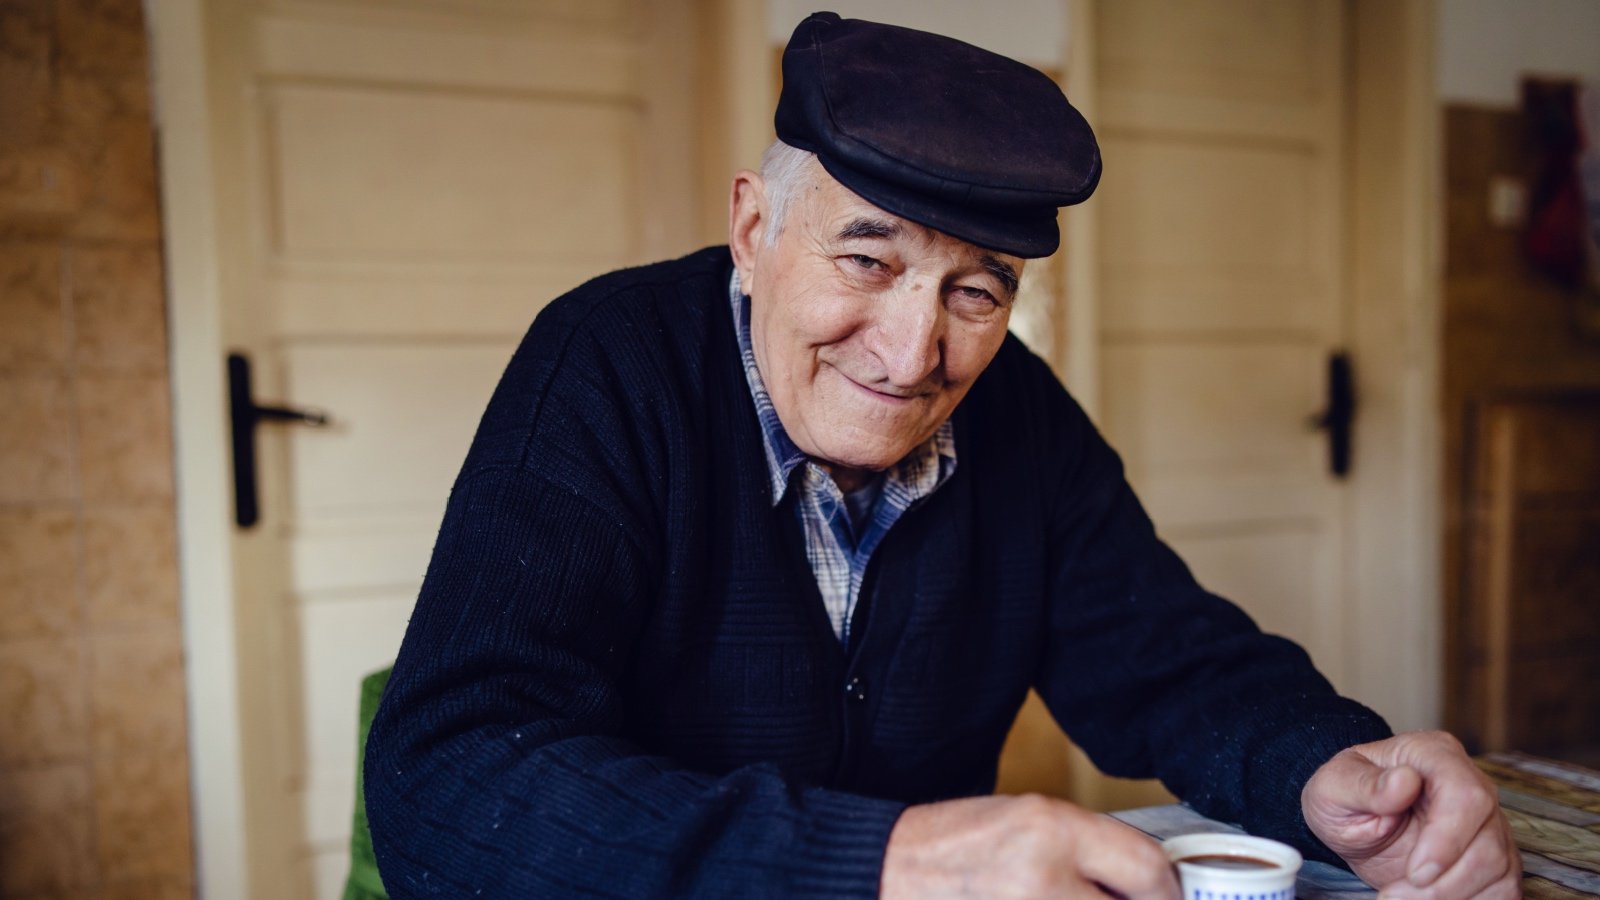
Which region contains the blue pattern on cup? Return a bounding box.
[1190,889,1295,900]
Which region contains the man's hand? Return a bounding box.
[1302,730,1521,899]
[881,794,1180,899]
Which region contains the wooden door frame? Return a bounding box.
[1063,0,1442,744]
[149,0,772,894]
[1340,0,1443,734]
[149,2,250,895]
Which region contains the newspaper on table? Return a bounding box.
[1111,804,1376,900]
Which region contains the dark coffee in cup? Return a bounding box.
[1176,854,1280,871]
[1162,831,1302,897]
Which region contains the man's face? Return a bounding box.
[729,165,1022,483]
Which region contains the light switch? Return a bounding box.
[1487,175,1526,228]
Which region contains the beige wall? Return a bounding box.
[0,0,194,897]
[1436,0,1600,106]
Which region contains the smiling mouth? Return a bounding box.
[820,360,938,405]
[841,374,927,404]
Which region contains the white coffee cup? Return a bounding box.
[1162,832,1303,900]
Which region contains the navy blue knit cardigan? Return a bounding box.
[365,247,1390,897]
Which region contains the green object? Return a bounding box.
[343,667,393,900]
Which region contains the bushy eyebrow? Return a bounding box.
[835,217,902,241]
[836,216,1019,300]
[980,254,1020,299]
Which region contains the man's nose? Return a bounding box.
[869,283,943,389]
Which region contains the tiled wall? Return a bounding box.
[0,1,194,897]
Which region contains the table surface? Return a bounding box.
[1112,751,1600,899]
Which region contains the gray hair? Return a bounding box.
[758,139,818,246]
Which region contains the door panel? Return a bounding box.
[1102,344,1321,473]
[1099,140,1330,335]
[296,592,414,844]
[1101,142,1318,271]
[1100,0,1321,103]
[268,84,642,262]
[272,259,602,338]
[282,343,516,518]
[1168,529,1339,663]
[256,6,640,92]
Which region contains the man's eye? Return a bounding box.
[954,286,998,306]
[847,254,882,270]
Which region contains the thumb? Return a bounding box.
[1366,765,1423,817]
[1310,752,1423,819]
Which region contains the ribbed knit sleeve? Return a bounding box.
[1023,354,1392,865]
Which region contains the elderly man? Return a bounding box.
[367,12,1519,899]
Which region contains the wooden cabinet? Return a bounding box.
[1458,395,1600,763]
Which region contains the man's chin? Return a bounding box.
[795,405,943,473]
[811,440,918,475]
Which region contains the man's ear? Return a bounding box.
[727,170,765,287]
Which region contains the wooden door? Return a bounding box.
[193,1,710,895]
[1061,0,1353,809]
[1097,0,1349,678]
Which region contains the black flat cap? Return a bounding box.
[775,11,1100,258]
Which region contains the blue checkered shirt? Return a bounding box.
[729,273,958,645]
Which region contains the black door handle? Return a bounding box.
[228,352,330,527]
[1313,351,1355,478]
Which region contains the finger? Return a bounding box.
[1077,881,1133,900]
[1081,877,1135,900]
[1307,749,1424,821]
[1373,766,1425,816]
[1384,873,1522,900]
[1381,814,1518,900]
[1073,816,1180,900]
[1402,756,1501,886]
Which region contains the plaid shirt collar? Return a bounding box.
[728,271,956,509]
